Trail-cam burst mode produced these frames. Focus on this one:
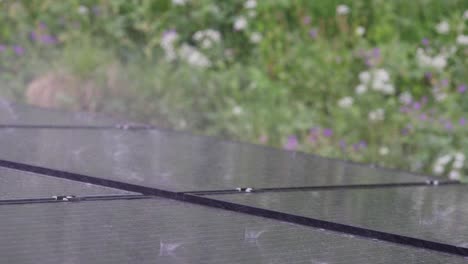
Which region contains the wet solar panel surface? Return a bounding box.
[0,100,123,126]
[1,198,466,264]
[0,167,135,200]
[205,185,468,249]
[1,103,466,262]
[0,128,439,193]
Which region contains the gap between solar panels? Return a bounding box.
[184,180,457,196]
[0,194,152,206]
[0,159,466,257]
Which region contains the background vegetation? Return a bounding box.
[0,0,467,180]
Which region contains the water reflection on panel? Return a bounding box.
[206,185,468,248]
[0,100,122,126]
[0,167,135,200]
[0,128,437,192]
[0,198,466,264]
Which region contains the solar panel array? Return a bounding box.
[0,102,467,263]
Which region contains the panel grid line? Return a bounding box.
[0,159,466,257]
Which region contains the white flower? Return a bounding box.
[355,84,367,95]
[250,32,262,43]
[449,170,461,180]
[337,97,354,108]
[434,91,447,102]
[359,71,371,84]
[172,0,188,6]
[432,55,447,70]
[232,106,243,115]
[355,26,365,36]
[456,35,468,46]
[205,29,221,42]
[372,79,385,91]
[179,44,211,68]
[464,10,468,20]
[368,109,385,122]
[433,165,444,175]
[416,48,447,70]
[193,29,221,49]
[244,0,257,9]
[379,146,389,156]
[435,21,450,34]
[455,152,465,162]
[161,30,179,61]
[381,84,395,95]
[453,160,464,169]
[234,17,248,31]
[399,92,412,105]
[437,154,452,165]
[193,31,203,41]
[78,5,89,15]
[375,69,390,83]
[336,4,350,15]
[193,29,221,43]
[201,39,212,49]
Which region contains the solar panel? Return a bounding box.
[0,167,136,200]
[0,197,466,264]
[203,185,468,252]
[0,128,446,193]
[0,100,125,127]
[0,102,465,261]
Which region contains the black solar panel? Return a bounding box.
[0,128,445,193]
[0,100,124,127]
[0,103,466,262]
[203,185,468,251]
[0,198,466,264]
[0,167,136,200]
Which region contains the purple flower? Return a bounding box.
[441,79,449,87]
[419,113,428,121]
[401,128,410,136]
[302,16,311,25]
[284,135,299,151]
[444,122,453,131]
[39,22,47,30]
[421,38,429,46]
[163,29,177,37]
[400,106,410,113]
[460,117,466,126]
[13,45,24,56]
[0,44,6,52]
[358,140,367,149]
[372,48,381,58]
[412,102,421,110]
[323,128,333,137]
[309,28,318,39]
[458,84,466,93]
[39,35,58,45]
[424,72,432,80]
[29,31,37,41]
